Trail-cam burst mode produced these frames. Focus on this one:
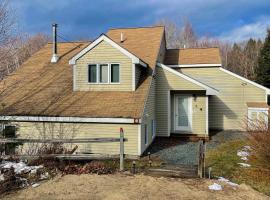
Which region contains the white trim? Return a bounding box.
[168,64,222,68]
[167,91,171,136]
[87,63,121,84]
[0,116,138,124]
[219,67,270,95]
[138,124,142,156]
[151,119,156,139]
[158,63,219,95]
[69,34,147,67]
[206,96,209,135]
[132,63,135,91]
[73,65,77,91]
[248,107,269,111]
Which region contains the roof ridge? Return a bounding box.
[168,47,219,50]
[48,41,91,44]
[108,25,165,31]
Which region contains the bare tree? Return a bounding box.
[156,18,181,49]
[0,1,49,80]
[179,19,197,48]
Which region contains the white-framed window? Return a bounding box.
[110,64,120,83]
[144,124,148,145]
[248,107,269,130]
[88,64,97,83]
[88,63,120,84]
[99,64,109,83]
[151,119,156,138]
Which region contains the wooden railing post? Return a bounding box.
[198,139,205,178]
[120,128,124,171]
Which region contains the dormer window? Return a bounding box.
[111,64,120,83]
[88,63,120,84]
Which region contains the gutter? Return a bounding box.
[0,116,141,124]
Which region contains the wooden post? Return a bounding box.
[198,140,206,178]
[198,140,202,178]
[120,128,124,171]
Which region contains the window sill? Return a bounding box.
[87,82,121,85]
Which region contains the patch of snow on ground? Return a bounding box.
[237,150,249,158]
[237,146,251,164]
[209,183,222,191]
[218,177,238,187]
[0,161,43,174]
[40,172,49,180]
[238,163,251,167]
[32,183,40,188]
[0,174,4,181]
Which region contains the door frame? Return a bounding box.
[174,94,192,132]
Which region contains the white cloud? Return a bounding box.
[218,16,270,42]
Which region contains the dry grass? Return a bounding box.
[206,139,270,196]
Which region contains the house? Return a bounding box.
[0,25,269,157]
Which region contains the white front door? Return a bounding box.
[174,95,192,132]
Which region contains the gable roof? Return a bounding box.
[157,63,219,95]
[107,26,165,69]
[69,34,147,67]
[0,26,165,119]
[164,47,222,66]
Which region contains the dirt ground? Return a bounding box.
[2,173,269,200]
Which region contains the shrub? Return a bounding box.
[247,126,270,167]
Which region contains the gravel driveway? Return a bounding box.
[147,131,246,166]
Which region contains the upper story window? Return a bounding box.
[88,63,120,84]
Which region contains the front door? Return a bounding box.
[174,95,192,132]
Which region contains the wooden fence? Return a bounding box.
[0,128,127,171]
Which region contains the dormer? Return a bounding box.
[69,34,147,91]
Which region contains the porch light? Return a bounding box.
[193,94,197,101]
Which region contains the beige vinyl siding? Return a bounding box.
[180,67,266,130]
[192,95,207,134]
[155,66,204,136]
[14,122,139,156]
[141,77,156,154]
[75,40,133,91]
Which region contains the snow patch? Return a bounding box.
[237,150,249,158]
[0,161,43,174]
[218,177,238,187]
[208,183,222,191]
[238,163,251,167]
[32,183,40,188]
[0,174,4,181]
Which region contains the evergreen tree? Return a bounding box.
[256,29,270,87]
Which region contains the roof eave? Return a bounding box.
[167,64,222,68]
[69,34,147,67]
[157,63,219,96]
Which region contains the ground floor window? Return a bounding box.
[144,124,148,145]
[151,119,156,138]
[1,125,16,155]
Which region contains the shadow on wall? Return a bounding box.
[208,96,238,132]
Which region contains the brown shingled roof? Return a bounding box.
[164,47,221,65]
[246,102,269,108]
[0,26,164,118]
[107,26,164,69]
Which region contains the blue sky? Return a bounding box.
[11,0,270,42]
